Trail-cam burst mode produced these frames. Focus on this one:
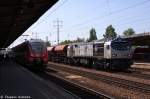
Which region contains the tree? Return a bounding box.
[89,28,97,42]
[59,37,85,45]
[123,28,135,36]
[59,40,72,45]
[75,37,84,42]
[103,25,117,40]
[46,41,51,46]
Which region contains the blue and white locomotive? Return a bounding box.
[67,37,133,70]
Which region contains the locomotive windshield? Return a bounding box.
[111,42,130,51]
[30,42,46,53]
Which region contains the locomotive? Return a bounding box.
[12,39,48,70]
[48,37,133,70]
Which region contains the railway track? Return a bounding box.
[131,67,150,74]
[115,69,150,80]
[35,69,112,99]
[48,62,150,94]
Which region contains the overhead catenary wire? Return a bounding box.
[31,0,150,35]
[61,12,150,35]
[106,0,111,15]
[59,0,150,38]
[64,17,150,41]
[28,0,150,43]
[31,0,68,29]
[30,0,150,33]
[62,0,150,32]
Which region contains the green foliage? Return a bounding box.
[45,41,51,46]
[89,28,97,42]
[103,25,117,39]
[59,37,85,45]
[123,28,135,36]
[75,37,85,42]
[59,40,72,45]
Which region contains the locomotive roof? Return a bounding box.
[11,39,45,49]
[68,40,105,46]
[104,37,129,45]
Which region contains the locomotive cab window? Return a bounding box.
[111,42,130,50]
[30,42,46,53]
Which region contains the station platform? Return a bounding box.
[0,61,77,99]
[132,62,150,70]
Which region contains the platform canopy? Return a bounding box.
[123,32,150,46]
[0,0,58,48]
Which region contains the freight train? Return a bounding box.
[11,39,48,70]
[48,38,133,70]
[133,46,150,62]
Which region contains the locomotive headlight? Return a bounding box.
[112,54,117,57]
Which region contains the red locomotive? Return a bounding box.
[12,39,48,70]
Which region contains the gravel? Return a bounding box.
[47,68,150,99]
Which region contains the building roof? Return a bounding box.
[122,32,150,46]
[0,0,58,48]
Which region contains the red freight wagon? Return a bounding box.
[53,45,68,63]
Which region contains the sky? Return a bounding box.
[9,0,150,47]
